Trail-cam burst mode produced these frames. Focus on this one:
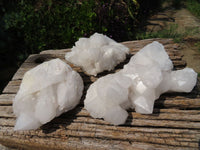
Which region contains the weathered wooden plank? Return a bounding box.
[2,80,21,94]
[2,83,19,94]
[24,54,63,63]
[0,106,14,118]
[2,104,200,120]
[0,118,15,126]
[39,38,175,54]
[1,106,200,130]
[2,104,198,118]
[4,56,187,94]
[5,64,187,94]
[39,48,182,59]
[155,97,200,108]
[0,39,199,150]
[9,38,185,82]
[40,48,71,55]
[2,80,200,109]
[1,118,200,139]
[11,52,185,81]
[0,120,200,149]
[0,94,15,105]
[2,116,200,130]
[1,135,195,150]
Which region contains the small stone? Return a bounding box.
[13,58,84,130]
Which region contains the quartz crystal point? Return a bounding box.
[13,59,84,130]
[65,33,129,76]
[84,41,197,125]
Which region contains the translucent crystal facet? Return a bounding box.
[13,59,84,130]
[84,41,197,125]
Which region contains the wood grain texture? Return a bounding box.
[0,38,199,150]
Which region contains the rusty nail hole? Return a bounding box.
[35,57,45,63]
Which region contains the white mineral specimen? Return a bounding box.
[65,33,129,76]
[84,41,197,125]
[13,58,84,130]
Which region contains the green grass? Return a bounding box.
[185,0,200,18]
[136,24,183,42]
[136,24,199,42]
[136,24,184,42]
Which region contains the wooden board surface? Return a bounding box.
[0,38,200,150]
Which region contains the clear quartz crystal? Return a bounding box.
[13,58,84,130]
[84,41,197,125]
[65,33,129,76]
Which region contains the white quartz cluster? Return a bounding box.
[84,41,197,125]
[13,59,84,130]
[65,33,129,76]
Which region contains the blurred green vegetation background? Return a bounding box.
[0,0,162,92]
[0,0,199,93]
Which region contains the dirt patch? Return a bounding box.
[146,3,200,75]
[173,8,200,74]
[180,41,200,73]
